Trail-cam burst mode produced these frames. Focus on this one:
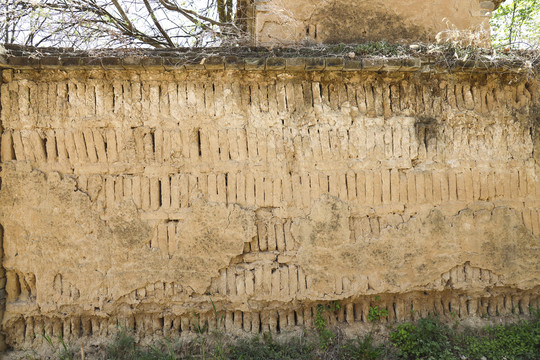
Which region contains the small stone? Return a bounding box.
[348,52,355,59]
[410,44,420,50]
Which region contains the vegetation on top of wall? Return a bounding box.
[1,40,539,75]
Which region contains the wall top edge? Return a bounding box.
[0,44,538,74]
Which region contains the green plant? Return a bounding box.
[314,301,341,350]
[491,0,540,48]
[367,306,389,323]
[107,328,139,360]
[339,332,384,360]
[209,297,226,360]
[457,311,540,360]
[389,316,455,359]
[367,296,389,323]
[227,333,313,360]
[191,312,208,360]
[42,332,73,360]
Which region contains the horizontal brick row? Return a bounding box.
[8,290,539,348]
[75,169,538,213]
[1,123,532,169]
[1,75,533,129]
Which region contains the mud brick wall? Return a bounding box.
[0,61,539,351]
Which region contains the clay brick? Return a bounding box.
[424,172,433,203]
[365,171,374,205]
[150,177,160,210]
[280,267,289,297]
[227,268,236,296]
[157,224,168,253]
[518,169,527,198]
[407,172,416,204]
[292,174,303,208]
[236,272,245,296]
[1,131,14,162]
[284,220,296,251]
[92,129,107,163]
[522,209,532,233]
[246,174,255,206]
[432,171,442,203]
[503,171,513,199]
[464,169,474,202]
[141,176,151,210]
[257,220,268,251]
[373,171,383,205]
[301,174,311,208]
[472,169,481,201]
[384,126,393,158]
[114,177,124,203]
[131,176,141,208]
[479,171,488,200]
[161,176,171,209]
[456,172,466,201]
[179,174,189,208]
[271,269,280,297]
[20,131,36,162]
[170,175,180,209]
[510,170,519,199]
[105,176,115,210]
[382,169,391,204]
[245,270,254,296]
[526,169,536,199]
[399,171,408,203]
[266,219,276,251]
[447,170,457,201]
[487,172,496,200]
[532,210,540,236]
[347,172,357,201]
[495,171,504,197]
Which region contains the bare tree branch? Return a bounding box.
[111,0,135,32]
[142,0,174,46]
[0,0,248,49]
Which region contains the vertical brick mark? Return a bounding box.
[151,130,156,155]
[212,83,217,117]
[92,85,98,116]
[283,83,289,111]
[202,83,207,109]
[224,173,229,204]
[197,129,202,157]
[302,81,313,109]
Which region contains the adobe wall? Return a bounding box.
[0,54,539,352]
[253,0,502,46]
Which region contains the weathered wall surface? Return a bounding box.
[0,62,539,351]
[253,0,501,46]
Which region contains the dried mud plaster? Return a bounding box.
[293,195,539,296]
[0,67,538,352]
[254,0,495,46]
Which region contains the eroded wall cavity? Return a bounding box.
[0,67,539,350]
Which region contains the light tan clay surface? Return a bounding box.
[0,65,538,352]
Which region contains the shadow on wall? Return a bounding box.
[312,5,426,44]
